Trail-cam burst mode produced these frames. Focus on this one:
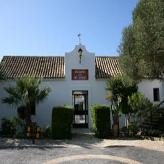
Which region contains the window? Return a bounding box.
[153,88,160,101]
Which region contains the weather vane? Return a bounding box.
[77,33,81,44]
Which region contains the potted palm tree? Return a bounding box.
[106,77,122,137]
[106,75,138,137]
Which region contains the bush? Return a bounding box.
[1,117,26,138]
[146,129,162,137]
[51,106,73,139]
[120,126,129,137]
[91,105,111,138]
[15,118,26,138]
[128,122,139,136]
[1,118,16,137]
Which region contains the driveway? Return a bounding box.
[0,134,164,164]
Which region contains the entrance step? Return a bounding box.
[72,128,95,139]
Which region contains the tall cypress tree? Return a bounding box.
[119,0,164,79]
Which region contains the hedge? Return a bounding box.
[51,106,73,139]
[91,105,111,138]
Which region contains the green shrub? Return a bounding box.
[1,117,26,138]
[1,118,16,137]
[120,126,129,137]
[51,106,73,139]
[91,105,111,138]
[146,129,162,137]
[128,122,139,136]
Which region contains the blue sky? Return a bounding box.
[0,0,138,59]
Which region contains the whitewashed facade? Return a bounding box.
[0,44,163,129]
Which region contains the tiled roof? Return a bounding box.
[0,56,65,79]
[95,57,122,79]
[0,56,122,79]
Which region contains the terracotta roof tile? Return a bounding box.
[0,56,122,79]
[0,56,65,79]
[95,57,122,78]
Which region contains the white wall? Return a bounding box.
[138,79,164,104]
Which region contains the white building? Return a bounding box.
[0,44,163,129]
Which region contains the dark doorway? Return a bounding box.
[72,91,88,128]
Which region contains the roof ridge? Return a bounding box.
[96,56,119,58]
[2,56,119,58]
[3,55,64,57]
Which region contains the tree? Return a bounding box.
[119,0,164,79]
[106,75,138,129]
[128,92,145,114]
[128,92,155,124]
[2,77,51,124]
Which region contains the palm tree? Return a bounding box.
[106,76,123,136]
[106,75,137,136]
[2,77,51,124]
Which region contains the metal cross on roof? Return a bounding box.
[77,33,81,44]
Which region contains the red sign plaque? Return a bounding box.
[72,69,88,80]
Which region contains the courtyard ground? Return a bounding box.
[0,130,164,164]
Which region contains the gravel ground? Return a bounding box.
[0,136,164,164]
